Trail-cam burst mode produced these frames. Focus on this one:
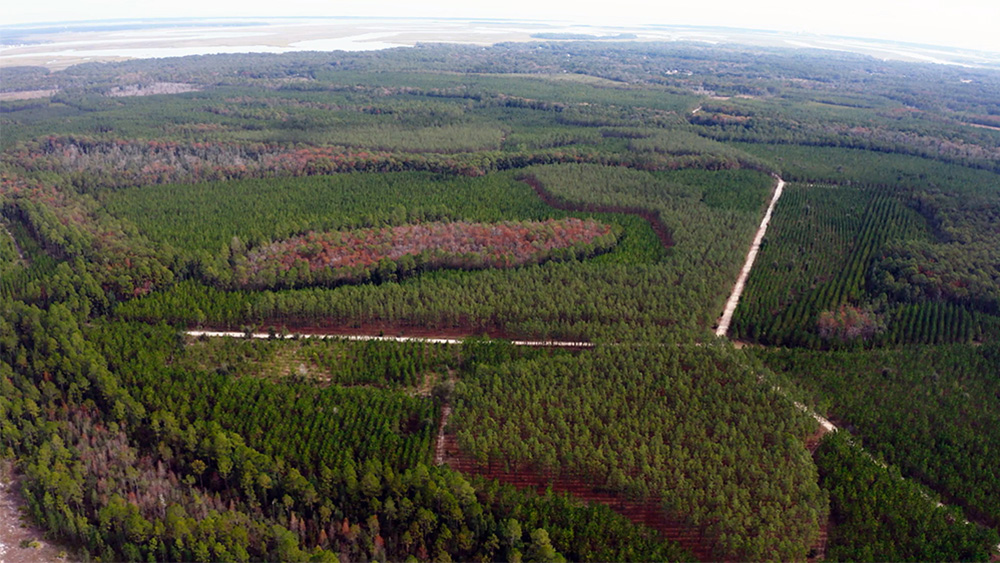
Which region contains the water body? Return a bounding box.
[0,31,409,61]
[2,19,995,68]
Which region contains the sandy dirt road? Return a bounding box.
[185,330,594,348]
[715,175,785,337]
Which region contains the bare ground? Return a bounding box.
[185,329,594,348]
[965,122,1000,132]
[106,82,200,97]
[433,369,457,465]
[2,221,28,266]
[0,461,71,563]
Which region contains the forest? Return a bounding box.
[2,37,999,562]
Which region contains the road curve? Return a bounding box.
[715,175,786,337]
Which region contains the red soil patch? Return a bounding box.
[442,426,832,562]
[808,517,830,562]
[804,424,832,455]
[441,434,717,562]
[520,175,675,250]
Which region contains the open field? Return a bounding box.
[0,89,57,100]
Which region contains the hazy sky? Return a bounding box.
[6,0,999,53]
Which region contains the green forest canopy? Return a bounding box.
[2,40,999,562]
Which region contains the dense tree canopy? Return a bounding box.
[2,38,999,562]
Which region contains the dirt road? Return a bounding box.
[434,405,453,466]
[185,330,595,348]
[2,222,28,266]
[715,175,785,337]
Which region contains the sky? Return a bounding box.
[5,0,1000,53]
